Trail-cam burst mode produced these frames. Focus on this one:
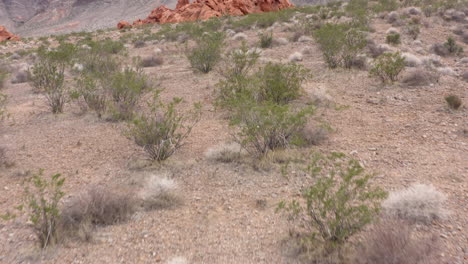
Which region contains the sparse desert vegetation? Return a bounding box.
[0,0,466,263]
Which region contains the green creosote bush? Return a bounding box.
[37,42,77,65]
[24,169,65,249]
[444,37,464,55]
[0,66,8,89]
[386,33,401,45]
[0,93,7,121]
[29,59,66,114]
[445,95,462,110]
[72,75,107,117]
[345,0,369,28]
[255,62,309,104]
[80,53,120,79]
[370,52,406,84]
[98,38,126,55]
[72,65,150,121]
[277,152,387,258]
[128,91,202,161]
[371,0,398,13]
[231,9,295,30]
[258,31,273,48]
[218,42,260,79]
[187,32,224,73]
[406,23,420,40]
[314,24,367,69]
[217,60,309,109]
[105,66,150,121]
[231,102,314,157]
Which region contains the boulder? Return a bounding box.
[0,26,20,42]
[117,21,131,29]
[119,0,294,28]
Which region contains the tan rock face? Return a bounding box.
[0,26,20,42]
[119,0,293,28]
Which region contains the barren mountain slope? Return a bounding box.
[0,0,177,36]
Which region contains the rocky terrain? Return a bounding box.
[120,0,294,27]
[0,0,177,36]
[0,26,19,42]
[0,1,467,264]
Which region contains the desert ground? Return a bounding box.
[0,1,467,264]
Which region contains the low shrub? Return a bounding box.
[258,31,273,48]
[445,95,462,110]
[99,38,126,55]
[345,0,369,28]
[255,62,309,104]
[187,32,224,73]
[231,102,314,157]
[80,52,120,79]
[314,24,367,68]
[139,174,179,210]
[217,62,308,109]
[73,75,107,117]
[61,186,135,241]
[386,33,401,45]
[128,92,201,161]
[406,23,420,40]
[278,152,387,258]
[0,93,7,121]
[356,218,440,264]
[371,0,398,13]
[105,67,150,121]
[382,183,448,224]
[444,37,464,55]
[133,40,146,48]
[139,55,164,68]
[24,170,65,248]
[369,52,406,84]
[0,65,8,89]
[29,60,66,113]
[401,68,439,87]
[218,42,260,79]
[205,142,243,163]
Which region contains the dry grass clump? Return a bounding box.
[0,147,14,168]
[11,69,30,84]
[299,125,329,146]
[60,186,136,240]
[401,68,439,87]
[133,40,146,48]
[382,183,448,224]
[138,174,179,210]
[355,218,441,264]
[140,55,164,68]
[0,65,8,89]
[205,142,244,163]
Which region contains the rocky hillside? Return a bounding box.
[0,0,177,36]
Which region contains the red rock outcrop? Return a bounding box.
[0,26,20,42]
[117,21,132,29]
[119,0,293,28]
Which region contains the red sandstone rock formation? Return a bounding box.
[119,0,293,28]
[0,26,20,42]
[117,21,132,29]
